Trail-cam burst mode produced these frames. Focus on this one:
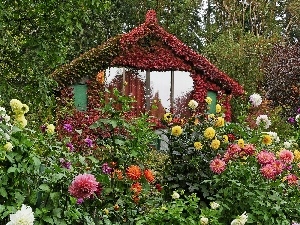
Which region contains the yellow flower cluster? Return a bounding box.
[10,99,29,129]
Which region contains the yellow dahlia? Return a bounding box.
[210,138,221,150]
[262,135,272,145]
[205,97,212,104]
[163,113,172,123]
[171,125,183,136]
[204,127,215,139]
[194,142,203,150]
[215,117,225,127]
[216,104,222,113]
[237,139,245,148]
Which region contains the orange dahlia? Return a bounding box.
[144,169,155,183]
[126,165,142,180]
[130,182,142,194]
[113,169,123,180]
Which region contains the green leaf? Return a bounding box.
[7,166,17,173]
[114,139,125,146]
[0,187,7,198]
[39,184,50,192]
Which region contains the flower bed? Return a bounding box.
[0,92,300,224]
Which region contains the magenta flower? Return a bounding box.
[84,137,93,147]
[69,174,99,199]
[76,198,84,204]
[66,142,74,152]
[102,163,112,174]
[59,158,71,169]
[63,123,73,132]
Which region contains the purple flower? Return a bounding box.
[40,124,47,133]
[76,198,84,204]
[59,158,71,169]
[63,123,73,132]
[66,142,74,152]
[288,117,295,124]
[102,163,112,174]
[297,108,300,114]
[84,137,93,147]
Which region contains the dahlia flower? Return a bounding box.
[262,134,272,145]
[260,164,277,180]
[204,127,215,139]
[68,173,99,199]
[205,97,212,104]
[249,93,262,107]
[46,124,55,134]
[256,115,271,129]
[4,142,13,152]
[210,138,220,150]
[257,151,276,165]
[126,165,142,180]
[200,217,209,225]
[216,104,222,113]
[144,169,155,183]
[210,201,220,209]
[171,125,183,136]
[215,117,225,127]
[163,112,172,123]
[171,191,180,199]
[188,100,198,110]
[6,204,34,225]
[194,142,203,150]
[210,158,226,174]
[278,149,294,164]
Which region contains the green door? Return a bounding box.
[73,84,87,111]
[207,91,217,114]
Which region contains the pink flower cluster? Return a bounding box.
[210,144,256,174]
[257,149,298,183]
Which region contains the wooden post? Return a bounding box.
[146,70,151,111]
[170,70,174,112]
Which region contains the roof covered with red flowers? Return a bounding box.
[52,10,244,96]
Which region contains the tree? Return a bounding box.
[262,43,300,117]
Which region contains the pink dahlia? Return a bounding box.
[257,151,276,165]
[210,158,226,174]
[223,144,242,162]
[279,149,294,164]
[260,164,277,180]
[68,173,99,199]
[271,160,284,175]
[286,174,298,185]
[242,144,256,156]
